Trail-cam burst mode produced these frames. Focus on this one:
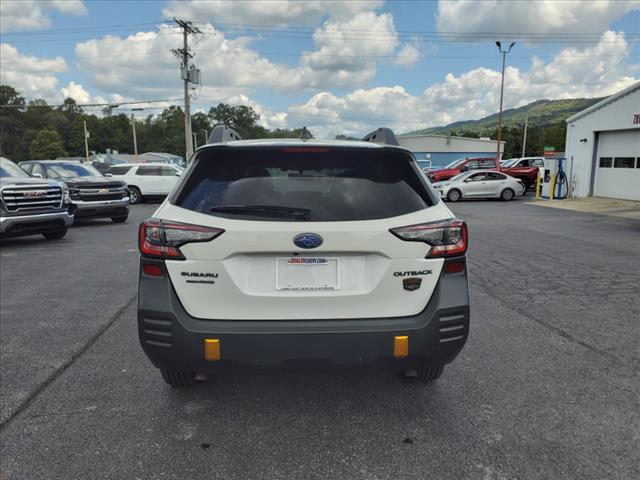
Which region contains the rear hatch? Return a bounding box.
[154,145,454,320]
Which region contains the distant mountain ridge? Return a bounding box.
[404,97,604,136]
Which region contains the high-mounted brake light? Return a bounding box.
[138,219,224,260]
[282,147,329,153]
[390,219,468,257]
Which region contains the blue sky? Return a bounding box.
[1,1,639,136]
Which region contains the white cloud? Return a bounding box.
[394,43,421,67]
[162,0,383,26]
[284,31,639,137]
[74,24,303,102]
[0,43,68,99]
[59,81,92,103]
[0,0,86,33]
[0,43,104,105]
[298,11,399,87]
[436,0,640,39]
[74,14,402,100]
[48,0,87,16]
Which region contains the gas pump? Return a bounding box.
[541,158,568,199]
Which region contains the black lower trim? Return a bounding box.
[1,218,66,237]
[137,257,470,370]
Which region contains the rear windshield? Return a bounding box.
[174,147,434,221]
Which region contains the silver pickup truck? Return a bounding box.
[0,157,74,240]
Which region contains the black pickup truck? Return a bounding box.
[19,160,130,223]
[0,157,74,239]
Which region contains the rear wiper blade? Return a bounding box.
[210,205,311,220]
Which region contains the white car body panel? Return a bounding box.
[155,201,453,320]
[114,163,181,196]
[432,170,524,200]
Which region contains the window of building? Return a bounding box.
[599,157,612,168]
[613,157,635,168]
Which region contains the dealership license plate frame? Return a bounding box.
[275,257,340,291]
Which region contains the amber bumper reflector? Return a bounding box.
[204,339,220,361]
[394,336,409,358]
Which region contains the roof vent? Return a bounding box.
[361,127,399,146]
[208,125,242,143]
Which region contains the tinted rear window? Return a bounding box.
[111,165,133,175]
[174,147,434,221]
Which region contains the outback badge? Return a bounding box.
[403,277,422,291]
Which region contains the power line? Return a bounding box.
[0,98,182,109]
[2,18,637,40]
[2,49,636,67]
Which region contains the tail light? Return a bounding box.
[390,219,468,257]
[139,219,224,260]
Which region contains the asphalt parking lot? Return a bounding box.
[1,198,639,480]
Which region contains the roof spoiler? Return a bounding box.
[361,127,399,146]
[299,126,313,140]
[207,125,242,143]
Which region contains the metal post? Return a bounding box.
[172,19,200,162]
[182,26,193,160]
[495,41,515,167]
[83,121,90,163]
[201,129,209,144]
[131,114,139,161]
[192,132,198,150]
[521,114,528,158]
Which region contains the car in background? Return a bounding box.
[426,157,498,183]
[110,163,182,204]
[500,157,545,190]
[0,157,74,239]
[432,170,525,202]
[19,160,130,223]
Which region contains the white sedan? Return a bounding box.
[110,163,182,204]
[432,170,525,202]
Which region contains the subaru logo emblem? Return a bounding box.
[293,233,323,249]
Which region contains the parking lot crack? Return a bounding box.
[469,274,631,368]
[0,294,137,431]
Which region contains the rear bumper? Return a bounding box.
[137,257,470,371]
[71,197,130,218]
[0,210,74,235]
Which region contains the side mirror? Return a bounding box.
[105,173,113,177]
[176,172,181,176]
[461,166,468,172]
[32,173,43,178]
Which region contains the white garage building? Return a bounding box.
[565,82,640,201]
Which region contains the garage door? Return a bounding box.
[594,129,640,201]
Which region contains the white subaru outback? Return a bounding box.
[138,127,470,387]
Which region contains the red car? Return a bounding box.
[499,157,545,190]
[426,157,499,183]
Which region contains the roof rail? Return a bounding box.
[361,127,399,146]
[207,124,242,143]
[299,126,313,140]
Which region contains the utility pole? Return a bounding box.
[131,114,139,161]
[172,19,201,162]
[495,41,515,166]
[521,114,528,158]
[83,121,90,163]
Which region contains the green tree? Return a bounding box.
[208,103,264,138]
[0,85,25,158]
[29,130,67,159]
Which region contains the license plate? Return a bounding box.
[276,257,339,291]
